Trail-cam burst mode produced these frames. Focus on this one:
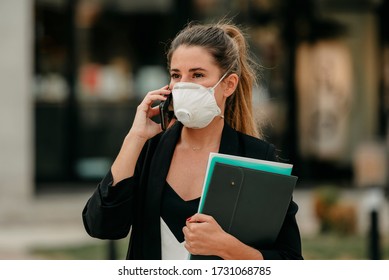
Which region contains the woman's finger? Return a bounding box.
[146,105,161,118]
[186,213,214,226]
[140,92,168,110]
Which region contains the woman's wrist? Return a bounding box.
[111,131,147,185]
[219,234,264,260]
[125,129,149,145]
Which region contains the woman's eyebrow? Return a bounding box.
[189,67,207,72]
[170,67,207,72]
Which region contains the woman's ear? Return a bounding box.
[222,73,239,97]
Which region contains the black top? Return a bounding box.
[160,182,200,242]
[82,121,303,260]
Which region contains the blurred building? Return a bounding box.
[1,0,389,234]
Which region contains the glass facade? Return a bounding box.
[34,0,389,189]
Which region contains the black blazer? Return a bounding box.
[82,122,303,260]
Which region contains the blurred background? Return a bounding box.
[1,0,389,260]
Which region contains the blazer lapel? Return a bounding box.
[219,122,241,156]
[142,122,182,259]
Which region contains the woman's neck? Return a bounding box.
[180,117,224,151]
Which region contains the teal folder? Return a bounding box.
[189,153,298,260]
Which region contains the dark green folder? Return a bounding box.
[189,162,298,260]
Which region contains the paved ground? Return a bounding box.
[0,187,388,259]
[0,188,96,259]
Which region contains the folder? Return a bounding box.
[189,153,298,260]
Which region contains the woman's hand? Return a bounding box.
[183,213,264,260]
[128,85,171,140]
[111,86,171,185]
[183,213,229,257]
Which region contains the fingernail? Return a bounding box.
[186,217,191,221]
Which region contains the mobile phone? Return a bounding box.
[159,93,174,131]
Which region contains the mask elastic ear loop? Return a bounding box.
[211,69,231,120]
[211,70,231,90]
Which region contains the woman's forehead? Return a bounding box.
[170,45,217,70]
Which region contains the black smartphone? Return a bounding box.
[159,93,174,131]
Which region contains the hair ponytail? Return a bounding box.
[220,24,261,138]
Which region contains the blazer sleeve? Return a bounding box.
[82,170,137,240]
[260,200,304,260]
[259,142,304,259]
[82,129,166,241]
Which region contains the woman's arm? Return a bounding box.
[183,214,264,259]
[111,86,171,185]
[260,200,303,260]
[83,86,171,239]
[111,132,147,185]
[82,171,137,239]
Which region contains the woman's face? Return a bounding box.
[169,45,226,107]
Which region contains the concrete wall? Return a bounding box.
[0,0,34,222]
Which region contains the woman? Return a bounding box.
[82,20,303,260]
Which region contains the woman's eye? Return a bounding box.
[193,73,204,79]
[171,73,180,79]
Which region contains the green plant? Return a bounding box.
[313,185,357,235]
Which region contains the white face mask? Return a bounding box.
[171,72,228,129]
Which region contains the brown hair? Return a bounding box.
[166,20,262,139]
